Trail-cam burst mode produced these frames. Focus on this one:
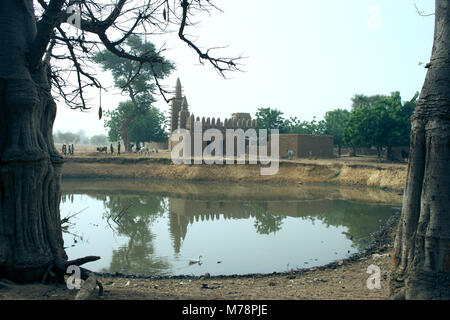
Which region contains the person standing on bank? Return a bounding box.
[110,143,114,155]
[117,141,121,156]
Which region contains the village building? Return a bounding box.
[168,78,334,159]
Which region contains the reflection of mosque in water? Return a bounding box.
[61,190,395,258]
[60,184,398,276]
[168,198,334,253]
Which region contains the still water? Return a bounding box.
[60,179,402,277]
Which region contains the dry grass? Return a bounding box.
[60,152,407,191]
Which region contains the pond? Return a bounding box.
[60,179,402,277]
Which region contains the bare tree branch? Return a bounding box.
[30,0,66,70]
[31,0,243,110]
[177,0,243,77]
[414,3,435,17]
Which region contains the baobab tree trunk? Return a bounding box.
[0,0,99,284]
[390,0,450,300]
[0,0,69,282]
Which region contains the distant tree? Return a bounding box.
[93,35,174,151]
[53,131,80,144]
[343,105,374,155]
[255,107,286,131]
[369,91,417,159]
[90,134,109,146]
[351,93,388,110]
[344,92,417,158]
[255,108,326,136]
[324,109,350,156]
[75,130,91,144]
[105,101,167,148]
[128,106,168,146]
[385,92,418,158]
[52,131,64,144]
[53,130,92,145]
[104,101,135,143]
[284,117,326,135]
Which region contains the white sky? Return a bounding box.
[53,0,436,137]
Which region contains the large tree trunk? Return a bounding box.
[120,120,131,153]
[390,0,450,300]
[0,0,68,282]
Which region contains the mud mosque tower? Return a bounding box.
[168,78,256,151]
[167,78,334,158]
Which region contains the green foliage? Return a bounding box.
[92,35,174,108]
[343,91,417,156]
[386,92,418,148]
[284,116,326,135]
[255,107,285,131]
[255,107,326,135]
[103,101,135,142]
[324,109,350,149]
[94,35,174,147]
[343,105,374,149]
[104,101,167,143]
[351,93,388,110]
[128,107,168,143]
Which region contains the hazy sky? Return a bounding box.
[53,0,436,137]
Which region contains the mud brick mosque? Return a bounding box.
[168,78,334,158]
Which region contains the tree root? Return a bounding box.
[40,255,103,298]
[75,272,104,300]
[0,279,15,290]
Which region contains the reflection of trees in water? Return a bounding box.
[63,191,171,276]
[248,202,285,235]
[170,199,286,236]
[61,190,397,274]
[302,200,396,250]
[60,193,88,246]
[61,193,76,204]
[100,194,170,275]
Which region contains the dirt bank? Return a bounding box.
[61,178,403,205]
[61,156,407,191]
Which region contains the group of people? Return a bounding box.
[109,141,121,155]
[61,143,74,156]
[285,150,313,160]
